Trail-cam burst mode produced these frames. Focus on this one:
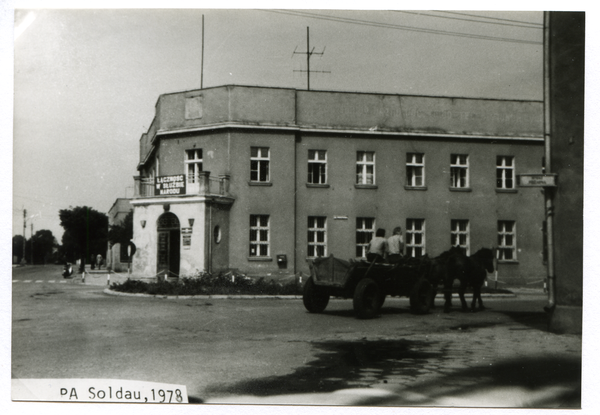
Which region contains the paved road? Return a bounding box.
[12,265,581,407]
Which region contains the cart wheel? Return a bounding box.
[410,278,433,314]
[377,294,386,309]
[303,277,330,313]
[353,278,381,319]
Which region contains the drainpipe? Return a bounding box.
[543,11,556,311]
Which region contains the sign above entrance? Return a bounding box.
[517,174,558,187]
[155,175,186,196]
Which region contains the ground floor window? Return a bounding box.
[451,219,470,255]
[406,219,425,257]
[249,215,270,257]
[308,216,327,258]
[356,217,375,258]
[498,220,517,261]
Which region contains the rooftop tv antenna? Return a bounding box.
[201,14,205,88]
[293,27,330,90]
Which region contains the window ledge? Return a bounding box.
[495,188,518,193]
[497,260,519,265]
[404,186,427,191]
[247,257,273,262]
[248,181,273,187]
[449,187,472,192]
[355,184,378,189]
[306,183,330,188]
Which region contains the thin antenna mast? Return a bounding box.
[293,27,329,90]
[201,14,205,88]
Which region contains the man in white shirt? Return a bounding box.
[387,226,404,264]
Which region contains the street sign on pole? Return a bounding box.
[517,174,557,187]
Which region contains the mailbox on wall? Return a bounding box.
[276,254,287,269]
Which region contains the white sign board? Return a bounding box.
[518,174,557,187]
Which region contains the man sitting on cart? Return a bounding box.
[367,228,388,263]
[387,226,404,264]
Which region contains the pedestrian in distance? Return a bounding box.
[367,228,387,263]
[97,254,103,270]
[387,226,404,264]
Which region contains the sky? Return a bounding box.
[4,2,581,244]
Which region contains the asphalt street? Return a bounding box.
[11,265,582,408]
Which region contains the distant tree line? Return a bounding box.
[13,206,132,269]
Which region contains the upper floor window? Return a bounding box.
[308,216,327,258]
[450,154,469,188]
[356,151,375,185]
[356,217,375,258]
[249,215,270,257]
[185,149,203,183]
[406,219,425,257]
[496,156,515,189]
[251,147,270,182]
[406,153,425,187]
[308,150,327,184]
[498,221,517,261]
[451,219,470,255]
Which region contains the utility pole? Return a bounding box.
[31,223,34,265]
[293,27,329,90]
[21,208,26,265]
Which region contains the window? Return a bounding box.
[356,218,375,258]
[496,156,515,189]
[406,219,425,257]
[185,149,203,183]
[406,153,425,187]
[308,150,327,184]
[498,221,517,261]
[356,151,375,185]
[308,217,327,258]
[450,154,469,188]
[249,215,269,257]
[251,147,270,182]
[451,219,470,255]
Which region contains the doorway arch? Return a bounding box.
[156,212,180,278]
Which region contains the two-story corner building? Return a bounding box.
[130,85,546,285]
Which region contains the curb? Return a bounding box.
[103,288,517,300]
[103,288,303,300]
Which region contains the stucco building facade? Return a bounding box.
[130,85,546,285]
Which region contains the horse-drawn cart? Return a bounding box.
[303,254,434,319]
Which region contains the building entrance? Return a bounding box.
[157,212,180,278]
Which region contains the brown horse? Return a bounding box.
[442,247,495,313]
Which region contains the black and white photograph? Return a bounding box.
[4,1,594,413]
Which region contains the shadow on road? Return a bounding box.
[201,339,581,408]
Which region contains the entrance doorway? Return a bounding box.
[157,212,180,278]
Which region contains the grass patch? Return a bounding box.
[110,272,303,296]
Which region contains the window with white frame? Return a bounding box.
[356,151,375,185]
[250,147,270,182]
[356,217,375,258]
[406,219,425,257]
[308,150,327,184]
[450,154,469,188]
[496,156,515,189]
[185,149,203,183]
[498,221,517,261]
[308,216,327,258]
[249,215,270,257]
[451,219,470,255]
[406,153,425,187]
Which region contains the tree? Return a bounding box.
[59,206,108,271]
[12,235,25,264]
[28,229,58,265]
[107,211,133,248]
